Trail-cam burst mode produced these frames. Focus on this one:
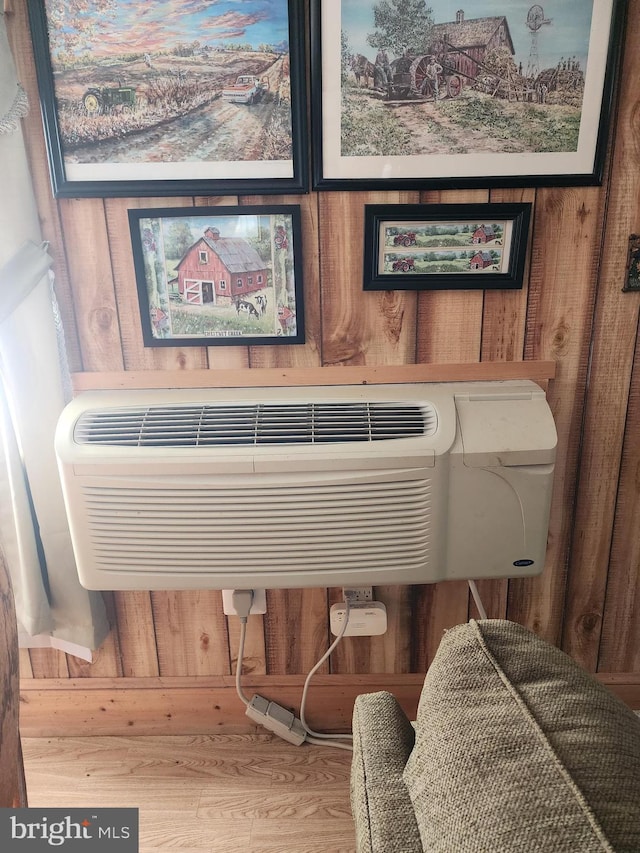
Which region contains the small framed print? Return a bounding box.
[129,205,304,346]
[363,203,532,291]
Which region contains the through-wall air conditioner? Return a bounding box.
[54,381,557,591]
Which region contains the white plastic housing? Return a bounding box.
[54,381,557,591]
[330,601,388,637]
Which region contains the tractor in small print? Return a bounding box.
[393,232,417,247]
[82,84,136,115]
[392,257,415,272]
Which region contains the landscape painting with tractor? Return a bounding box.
[323,0,615,183]
[37,0,297,182]
[380,219,509,275]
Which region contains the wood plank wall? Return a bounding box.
[7,0,640,732]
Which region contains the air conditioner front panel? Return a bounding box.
[56,382,557,590]
[66,467,447,589]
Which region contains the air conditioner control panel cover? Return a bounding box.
[55,381,557,591]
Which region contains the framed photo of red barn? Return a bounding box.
[129,205,304,346]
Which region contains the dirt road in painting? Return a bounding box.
[58,52,290,164]
[384,98,526,155]
[67,95,275,163]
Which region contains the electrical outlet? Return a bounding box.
[330,601,387,636]
[342,586,373,602]
[222,589,267,615]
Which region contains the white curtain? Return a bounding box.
[0,10,108,654]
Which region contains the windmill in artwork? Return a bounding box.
[526,5,552,79]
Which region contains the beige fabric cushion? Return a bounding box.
[351,690,423,853]
[403,619,640,852]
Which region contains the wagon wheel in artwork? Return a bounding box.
[446,74,463,98]
[83,90,102,115]
[409,56,433,97]
[410,56,448,99]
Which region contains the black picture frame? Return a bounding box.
[27,0,308,198]
[129,205,305,346]
[363,203,531,291]
[310,0,626,191]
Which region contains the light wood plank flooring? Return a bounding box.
[21,734,355,852]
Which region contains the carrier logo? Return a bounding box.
[2,809,138,851]
[513,559,535,567]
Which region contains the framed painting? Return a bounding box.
[27,0,308,197]
[129,205,304,346]
[363,203,532,290]
[310,0,626,190]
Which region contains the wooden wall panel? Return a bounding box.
[18,672,640,737]
[228,612,267,679]
[319,191,419,366]
[507,186,606,644]
[151,590,230,677]
[28,649,69,679]
[112,591,159,678]
[264,589,329,675]
[561,7,640,668]
[599,323,640,671]
[58,199,123,372]
[18,650,33,679]
[6,0,640,727]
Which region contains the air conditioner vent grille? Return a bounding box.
[81,477,433,574]
[74,402,437,447]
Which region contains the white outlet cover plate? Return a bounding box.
[222,589,267,615]
[330,601,387,637]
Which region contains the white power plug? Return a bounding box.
[330,601,387,637]
[222,588,267,615]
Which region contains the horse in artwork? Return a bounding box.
[350,53,375,88]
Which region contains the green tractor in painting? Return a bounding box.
[82,83,136,115]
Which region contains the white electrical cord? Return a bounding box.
[232,590,254,708]
[468,579,488,620]
[299,597,353,747]
[231,593,362,751]
[233,599,352,749]
[233,585,488,752]
[306,735,353,751]
[235,619,251,707]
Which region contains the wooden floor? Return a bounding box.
[21,734,355,853]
